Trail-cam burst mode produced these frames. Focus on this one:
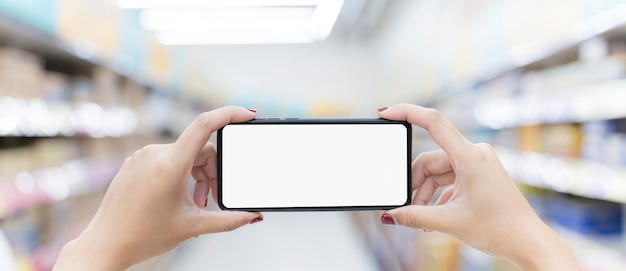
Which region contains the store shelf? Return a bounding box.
[0,11,131,81]
[507,3,626,70]
[0,11,199,106]
[473,79,626,129]
[0,96,137,138]
[498,147,626,269]
[427,3,626,106]
[0,157,123,219]
[497,148,626,204]
[0,12,88,73]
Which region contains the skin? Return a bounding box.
[53,106,262,271]
[378,104,579,271]
[53,104,579,271]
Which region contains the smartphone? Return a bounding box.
[217,118,412,211]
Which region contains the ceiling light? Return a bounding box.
[117,0,319,9]
[157,29,315,45]
[140,7,314,31]
[309,0,343,40]
[118,0,343,45]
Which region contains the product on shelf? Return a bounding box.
[0,96,137,138]
[540,123,581,158]
[464,37,626,130]
[549,194,622,236]
[0,47,44,99]
[581,119,626,168]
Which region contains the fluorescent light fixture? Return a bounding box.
[117,0,319,9]
[140,7,315,31]
[309,0,344,40]
[121,0,343,45]
[157,29,315,45]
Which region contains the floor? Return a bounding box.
[163,211,380,271]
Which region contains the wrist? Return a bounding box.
[54,230,132,271]
[512,222,579,271]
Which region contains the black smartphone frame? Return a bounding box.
[217,118,412,212]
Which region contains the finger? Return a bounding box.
[201,165,220,205]
[189,210,263,236]
[413,171,456,205]
[192,167,220,205]
[434,186,455,205]
[191,167,210,208]
[193,142,217,167]
[210,177,218,204]
[378,104,473,159]
[412,149,453,190]
[191,143,219,205]
[382,205,451,232]
[176,106,256,162]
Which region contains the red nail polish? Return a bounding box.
[247,108,257,113]
[204,198,208,208]
[377,106,388,112]
[380,213,397,225]
[250,217,263,224]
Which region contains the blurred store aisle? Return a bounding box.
[166,211,379,271]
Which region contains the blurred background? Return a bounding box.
[0,0,626,270]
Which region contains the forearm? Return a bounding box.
[53,234,131,271]
[512,222,579,271]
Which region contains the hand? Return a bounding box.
[378,104,578,271]
[53,106,263,271]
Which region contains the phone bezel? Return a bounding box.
[217,118,412,211]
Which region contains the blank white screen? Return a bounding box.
[220,123,409,209]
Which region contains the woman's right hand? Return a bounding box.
[378,104,579,271]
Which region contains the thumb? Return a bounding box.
[189,210,263,236]
[382,205,451,232]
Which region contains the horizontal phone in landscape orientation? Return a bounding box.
[217,118,412,211]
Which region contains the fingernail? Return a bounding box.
[247,108,257,113]
[377,106,388,112]
[380,213,397,225]
[249,217,264,224]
